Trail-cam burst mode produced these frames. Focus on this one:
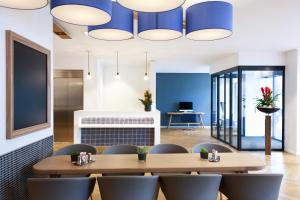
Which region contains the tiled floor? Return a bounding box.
[54,128,300,200]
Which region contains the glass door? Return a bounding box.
[230,72,238,148]
[211,76,218,138]
[240,70,283,150]
[224,73,231,143]
[211,66,284,151]
[219,75,225,141]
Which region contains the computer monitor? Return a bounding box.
[179,102,193,112]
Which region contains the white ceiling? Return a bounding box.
[54,0,300,72]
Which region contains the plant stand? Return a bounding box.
[265,115,271,155]
[257,107,280,156]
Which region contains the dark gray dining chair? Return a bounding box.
[27,177,96,200]
[102,145,144,176]
[52,144,97,177]
[149,144,189,154]
[149,144,190,175]
[102,144,138,154]
[97,176,159,200]
[159,174,222,200]
[52,144,97,156]
[220,174,283,200]
[192,143,233,153]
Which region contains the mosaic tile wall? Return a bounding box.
[0,136,53,200]
[81,128,154,146]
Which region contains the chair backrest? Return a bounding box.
[98,176,159,200]
[52,144,97,156]
[159,175,222,200]
[102,145,138,154]
[27,177,96,200]
[149,144,188,154]
[220,174,283,200]
[192,143,233,153]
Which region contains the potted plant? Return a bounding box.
[139,90,152,112]
[70,152,80,163]
[137,146,149,161]
[200,147,209,159]
[255,87,280,114]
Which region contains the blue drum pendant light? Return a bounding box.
[186,1,233,41]
[88,2,133,41]
[117,0,186,12]
[138,7,183,41]
[51,0,112,26]
[0,0,48,9]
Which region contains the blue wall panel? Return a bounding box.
[156,73,211,126]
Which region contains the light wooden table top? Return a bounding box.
[33,153,265,175]
[167,112,205,115]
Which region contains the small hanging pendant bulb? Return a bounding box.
[116,72,121,80]
[144,73,149,81]
[86,72,92,80]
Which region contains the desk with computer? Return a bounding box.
[167,102,205,129]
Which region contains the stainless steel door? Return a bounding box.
[54,70,83,142]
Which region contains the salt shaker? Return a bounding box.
[77,154,82,165]
[87,153,92,163]
[212,149,218,160]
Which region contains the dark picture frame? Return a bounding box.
[6,30,51,139]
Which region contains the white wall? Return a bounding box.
[102,64,151,111]
[210,54,239,74]
[54,53,153,111]
[285,50,300,154]
[239,52,286,66]
[0,7,53,156]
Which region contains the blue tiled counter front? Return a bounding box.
[81,128,154,146]
[74,110,161,146]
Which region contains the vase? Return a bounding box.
[200,152,208,159]
[138,153,147,161]
[145,105,151,112]
[70,154,79,163]
[257,107,280,114]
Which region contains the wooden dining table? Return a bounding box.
[33,153,266,176]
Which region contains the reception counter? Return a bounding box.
[74,110,161,146]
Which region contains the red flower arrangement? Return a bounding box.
[256,86,279,108]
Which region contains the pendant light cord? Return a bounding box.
[117,51,119,74]
[87,50,90,74]
[145,52,148,75]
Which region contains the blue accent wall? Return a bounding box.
[156,73,211,126]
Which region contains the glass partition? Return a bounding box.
[211,77,218,138]
[211,66,284,151]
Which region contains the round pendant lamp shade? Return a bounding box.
[88,2,133,41]
[138,7,183,41]
[0,0,48,9]
[51,0,112,26]
[117,0,186,12]
[186,1,233,41]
